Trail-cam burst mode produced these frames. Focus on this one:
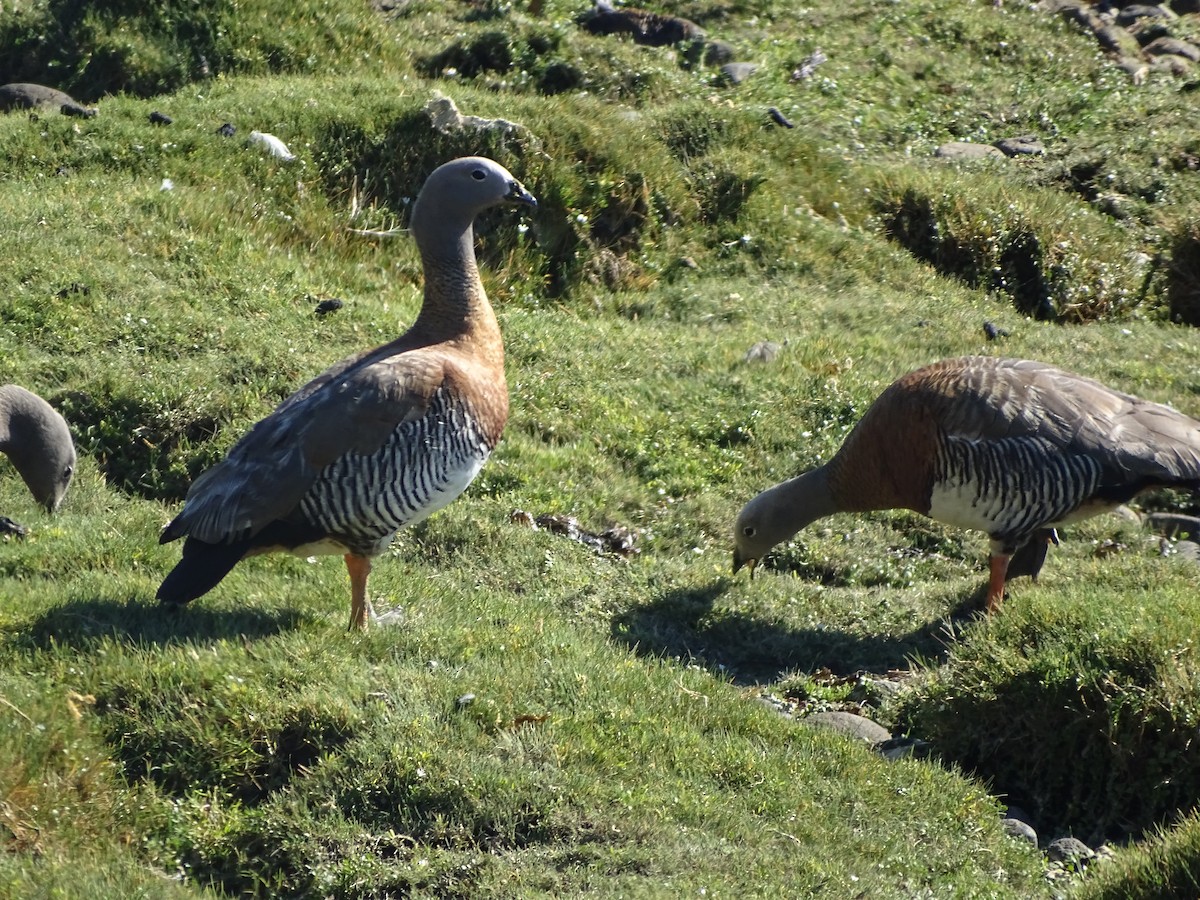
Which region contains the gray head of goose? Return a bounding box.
[0,385,76,513]
[732,468,838,577]
[409,156,537,247]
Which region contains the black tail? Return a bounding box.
[157,537,249,605]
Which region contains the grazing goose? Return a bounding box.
[0,384,75,518]
[733,356,1200,612]
[158,157,537,629]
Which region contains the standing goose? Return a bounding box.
[0,384,76,520]
[158,157,537,629]
[733,356,1200,612]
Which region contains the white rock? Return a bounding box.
[247,130,297,161]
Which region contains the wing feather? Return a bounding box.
[916,357,1200,486]
[161,351,448,545]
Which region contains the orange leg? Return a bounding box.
[345,554,374,631]
[986,553,1010,614]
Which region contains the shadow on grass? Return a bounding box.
[9,596,308,652]
[611,578,987,683]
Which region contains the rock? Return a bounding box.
[993,135,1045,156]
[1151,53,1194,76]
[877,736,934,761]
[1144,512,1200,539]
[149,110,172,126]
[934,141,1005,160]
[1172,539,1200,562]
[1115,56,1151,83]
[1001,817,1039,846]
[423,95,530,138]
[1144,36,1200,62]
[579,4,705,47]
[720,62,759,85]
[683,39,735,68]
[1046,836,1095,867]
[216,122,236,137]
[314,298,345,316]
[804,711,891,745]
[0,83,95,118]
[1094,24,1143,58]
[1117,5,1175,27]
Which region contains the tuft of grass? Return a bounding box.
[892,574,1200,844]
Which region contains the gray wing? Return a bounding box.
[161,351,448,545]
[924,356,1200,485]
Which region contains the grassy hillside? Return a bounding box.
[3,0,1200,896]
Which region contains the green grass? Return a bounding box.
[4,0,1200,896]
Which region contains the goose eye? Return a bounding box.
[742,526,756,538]
[63,465,73,479]
[471,169,487,181]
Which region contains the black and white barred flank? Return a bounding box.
[933,434,1103,549]
[298,387,493,556]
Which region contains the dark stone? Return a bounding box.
[314,298,345,316]
[1001,817,1038,846]
[877,736,934,761]
[149,110,173,125]
[683,39,736,68]
[1046,836,1095,866]
[983,321,1011,340]
[1145,512,1200,539]
[767,107,794,128]
[1144,36,1200,62]
[703,40,736,66]
[580,6,705,47]
[993,135,1045,157]
[1118,4,1173,26]
[217,122,237,137]
[1152,53,1194,76]
[0,83,95,118]
[61,103,96,119]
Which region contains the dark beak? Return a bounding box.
[507,180,538,208]
[732,551,758,578]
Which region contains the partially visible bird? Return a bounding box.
[733,356,1200,612]
[158,157,537,629]
[0,385,76,519]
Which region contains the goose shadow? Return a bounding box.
[10,596,308,652]
[610,578,986,684]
